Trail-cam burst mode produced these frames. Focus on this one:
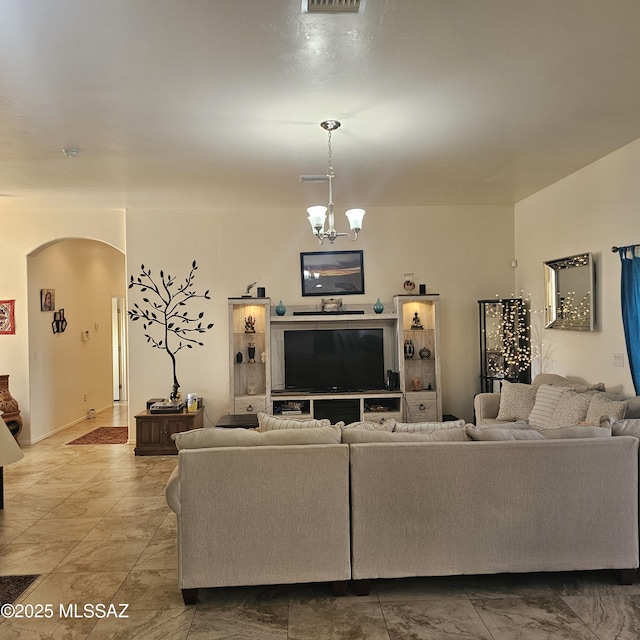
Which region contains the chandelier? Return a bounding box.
[306,120,365,245]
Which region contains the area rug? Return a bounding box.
[0,575,40,604]
[67,426,129,445]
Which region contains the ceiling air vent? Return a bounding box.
[302,0,363,14]
[300,175,329,184]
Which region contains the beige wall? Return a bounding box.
[126,205,516,426]
[0,210,125,443]
[4,135,638,442]
[27,239,126,442]
[5,132,638,442]
[515,137,640,396]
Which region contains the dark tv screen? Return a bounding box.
[284,328,385,392]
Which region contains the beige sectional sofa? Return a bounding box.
[166,413,640,604]
[474,372,640,428]
[166,425,351,605]
[348,435,638,594]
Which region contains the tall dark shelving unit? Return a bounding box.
[478,298,531,393]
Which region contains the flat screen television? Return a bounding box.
[284,328,385,392]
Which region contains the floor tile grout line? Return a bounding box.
[559,592,627,640]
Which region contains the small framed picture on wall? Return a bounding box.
[0,300,16,335]
[41,289,55,312]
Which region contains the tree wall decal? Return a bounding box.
[127,260,214,400]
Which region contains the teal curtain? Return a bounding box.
[618,245,640,394]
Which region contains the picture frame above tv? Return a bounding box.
[300,250,364,297]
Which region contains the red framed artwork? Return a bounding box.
[0,300,15,335]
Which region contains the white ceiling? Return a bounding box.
[2,0,640,212]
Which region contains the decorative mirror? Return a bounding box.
[544,252,595,331]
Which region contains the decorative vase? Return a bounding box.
[247,343,256,363]
[404,339,415,359]
[276,300,286,316]
[0,374,22,438]
[419,347,431,359]
[411,376,422,391]
[373,298,384,314]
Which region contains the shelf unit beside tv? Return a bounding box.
[395,294,442,422]
[228,298,271,415]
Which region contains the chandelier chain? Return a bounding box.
[327,129,334,205]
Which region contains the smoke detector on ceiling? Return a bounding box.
[302,0,364,14]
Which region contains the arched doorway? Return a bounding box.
[27,238,127,443]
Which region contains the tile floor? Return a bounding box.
[2,404,640,639]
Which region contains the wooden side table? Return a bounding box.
[215,414,258,429]
[134,407,204,456]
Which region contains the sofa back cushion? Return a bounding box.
[342,427,469,443]
[540,425,611,439]
[532,373,574,387]
[173,425,341,449]
[608,417,640,438]
[392,419,466,433]
[465,425,545,441]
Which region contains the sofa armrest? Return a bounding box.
[165,466,181,516]
[474,393,501,425]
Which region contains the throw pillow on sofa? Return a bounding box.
[257,412,330,432]
[341,420,395,432]
[392,418,466,433]
[495,381,537,421]
[585,394,628,426]
[528,384,570,430]
[474,420,530,429]
[172,425,342,449]
[550,390,592,428]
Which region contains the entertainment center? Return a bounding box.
[228,295,441,424]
